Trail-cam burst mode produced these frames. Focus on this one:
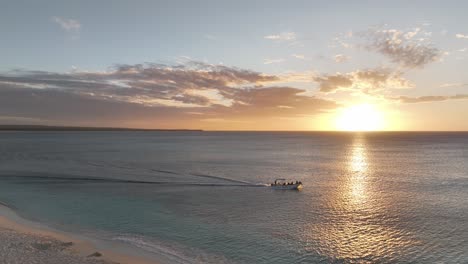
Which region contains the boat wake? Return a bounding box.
[189,173,252,185]
[0,171,267,188]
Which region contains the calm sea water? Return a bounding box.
[0,131,467,263]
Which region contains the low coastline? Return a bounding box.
[0,203,159,264]
[0,125,203,132]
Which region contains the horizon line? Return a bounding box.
[0,124,467,133]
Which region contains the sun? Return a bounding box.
[335,104,385,131]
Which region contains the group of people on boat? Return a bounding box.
[272,180,302,186]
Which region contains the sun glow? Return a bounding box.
[335,104,385,131]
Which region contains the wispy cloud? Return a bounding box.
[455,34,468,39]
[390,94,468,103]
[362,27,441,68]
[314,68,412,93]
[0,115,44,125]
[276,71,316,83]
[334,54,350,63]
[263,59,284,64]
[439,83,468,88]
[291,54,305,59]
[331,31,353,49]
[264,32,296,41]
[264,32,303,47]
[52,16,81,32]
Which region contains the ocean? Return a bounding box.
[0,131,467,263]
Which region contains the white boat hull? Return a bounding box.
[271,183,303,190]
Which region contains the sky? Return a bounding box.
[1,0,468,130]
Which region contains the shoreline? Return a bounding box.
[0,203,160,264]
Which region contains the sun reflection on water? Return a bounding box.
[299,134,417,262]
[348,140,368,204]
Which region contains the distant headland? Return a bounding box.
[0,125,203,132]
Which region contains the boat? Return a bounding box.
[270,178,303,190]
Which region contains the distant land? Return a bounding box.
[0,125,203,132]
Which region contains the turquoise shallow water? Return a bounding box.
[0,131,467,263]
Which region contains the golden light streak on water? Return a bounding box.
[348,138,368,205]
[300,134,418,262]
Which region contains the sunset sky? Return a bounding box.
[1,0,468,130]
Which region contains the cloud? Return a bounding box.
[292,54,305,59]
[276,71,316,83]
[314,68,412,93]
[213,87,337,118]
[0,84,189,128]
[334,54,350,63]
[331,31,353,49]
[391,94,468,103]
[0,62,337,127]
[455,34,468,39]
[52,16,81,32]
[362,27,441,68]
[0,115,44,125]
[263,59,284,64]
[264,32,296,41]
[314,74,353,93]
[0,62,279,107]
[439,83,468,88]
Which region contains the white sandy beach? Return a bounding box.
[0,204,158,264]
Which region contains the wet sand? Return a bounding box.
[0,205,158,264]
[0,228,111,264]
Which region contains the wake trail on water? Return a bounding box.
[0,173,267,188]
[85,161,257,186]
[189,173,253,185]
